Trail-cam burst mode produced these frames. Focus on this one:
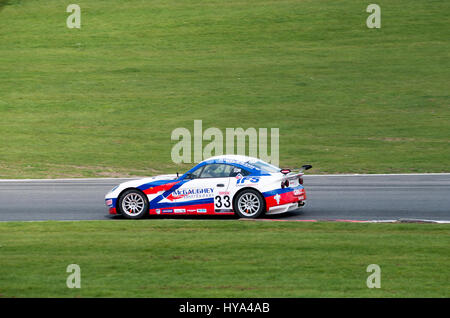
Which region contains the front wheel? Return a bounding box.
[234,189,265,219]
[117,189,149,219]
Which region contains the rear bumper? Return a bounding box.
[266,201,303,214]
[264,186,306,214]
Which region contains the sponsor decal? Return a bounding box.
[197,208,207,213]
[218,191,230,196]
[222,158,260,171]
[293,189,304,196]
[167,188,214,201]
[156,209,161,214]
[166,193,186,201]
[274,193,281,205]
[162,209,173,213]
[174,208,186,213]
[236,176,260,185]
[143,181,179,195]
[187,209,197,213]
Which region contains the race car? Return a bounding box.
[105,155,312,219]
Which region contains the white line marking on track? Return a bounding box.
[243,218,450,224]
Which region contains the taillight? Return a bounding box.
[299,177,303,185]
[281,180,290,188]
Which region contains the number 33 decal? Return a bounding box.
[215,195,231,208]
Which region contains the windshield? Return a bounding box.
[248,160,281,174]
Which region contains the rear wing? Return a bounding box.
[279,165,312,181]
[283,172,304,180]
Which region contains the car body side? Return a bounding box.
[105,158,306,217]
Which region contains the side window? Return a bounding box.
[229,166,251,177]
[200,164,233,178]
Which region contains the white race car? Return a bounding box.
[105,155,311,219]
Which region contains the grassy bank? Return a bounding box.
[0,0,449,178]
[0,220,448,297]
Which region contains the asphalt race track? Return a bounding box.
[0,174,449,222]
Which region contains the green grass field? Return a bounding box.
[0,0,448,178]
[1,1,448,299]
[0,220,448,297]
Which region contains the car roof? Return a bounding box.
[200,155,259,165]
[181,155,276,177]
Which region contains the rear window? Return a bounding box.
[249,160,280,173]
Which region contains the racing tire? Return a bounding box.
[233,189,265,219]
[117,189,149,219]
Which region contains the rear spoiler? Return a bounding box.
[280,165,312,180]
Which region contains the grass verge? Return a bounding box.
[0,220,448,297]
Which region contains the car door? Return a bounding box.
[181,163,233,214]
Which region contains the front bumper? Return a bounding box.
[109,207,117,215]
[105,198,118,215]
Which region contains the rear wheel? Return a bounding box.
[118,189,149,219]
[234,189,265,219]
